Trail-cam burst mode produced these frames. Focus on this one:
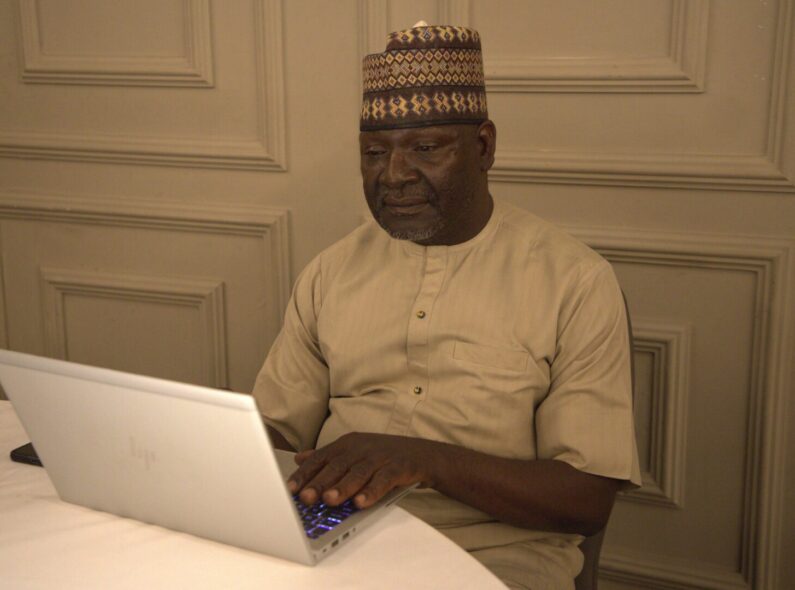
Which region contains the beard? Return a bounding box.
[382,222,444,241]
[372,179,447,241]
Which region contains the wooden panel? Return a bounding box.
[567,224,794,589]
[0,190,290,393]
[0,0,286,170]
[40,268,226,387]
[623,320,691,509]
[360,0,793,191]
[466,0,708,93]
[18,0,214,87]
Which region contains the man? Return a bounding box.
[253,23,641,590]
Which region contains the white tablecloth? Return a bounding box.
[0,401,505,589]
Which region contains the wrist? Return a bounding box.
[419,438,454,489]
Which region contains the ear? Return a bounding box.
[475,120,497,171]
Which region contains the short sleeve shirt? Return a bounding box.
[252,197,642,581]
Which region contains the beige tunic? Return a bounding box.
[253,198,641,589]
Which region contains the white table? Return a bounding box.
[0,401,505,589]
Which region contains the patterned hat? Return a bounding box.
[360,23,488,131]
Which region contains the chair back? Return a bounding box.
[573,292,635,590]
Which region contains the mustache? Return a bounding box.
[375,182,437,210]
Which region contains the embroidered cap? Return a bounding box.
[360,23,488,131]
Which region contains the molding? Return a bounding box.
[445,0,708,93]
[0,0,287,171]
[358,0,389,58]
[601,548,749,590]
[0,189,292,324]
[620,320,690,509]
[564,225,794,589]
[40,268,229,388]
[0,223,7,350]
[490,151,795,193]
[358,0,457,56]
[489,0,793,191]
[360,0,708,92]
[253,0,287,170]
[360,0,793,191]
[17,0,215,87]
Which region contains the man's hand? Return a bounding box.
[287,433,435,509]
[285,430,620,536]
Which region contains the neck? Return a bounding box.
[414,192,494,247]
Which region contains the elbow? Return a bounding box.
[566,484,618,536]
[548,476,619,536]
[574,512,610,537]
[534,509,609,537]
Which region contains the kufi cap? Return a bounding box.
[360,22,488,131]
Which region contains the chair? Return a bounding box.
[573,292,635,590]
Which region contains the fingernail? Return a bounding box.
[355,493,367,507]
[325,489,339,502]
[287,480,297,493]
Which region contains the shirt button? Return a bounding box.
[413,386,423,395]
[416,310,426,319]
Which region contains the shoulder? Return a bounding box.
[494,199,609,283]
[297,216,388,284]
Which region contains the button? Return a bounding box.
[413,386,423,395]
[416,310,426,319]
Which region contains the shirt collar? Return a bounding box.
[395,196,504,258]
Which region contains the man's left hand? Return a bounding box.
[287,433,436,509]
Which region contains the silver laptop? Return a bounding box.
[0,349,412,564]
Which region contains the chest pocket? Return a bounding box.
[452,341,529,372]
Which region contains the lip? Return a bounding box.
[383,199,430,216]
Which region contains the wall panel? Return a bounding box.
[0,190,290,392]
[569,225,794,589]
[0,1,793,587]
[1,0,286,170]
[18,0,215,87]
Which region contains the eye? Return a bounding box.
[414,144,437,153]
[363,147,387,157]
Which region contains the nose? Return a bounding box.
[381,149,419,188]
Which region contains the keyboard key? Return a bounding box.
[293,494,359,540]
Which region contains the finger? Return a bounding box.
[287,450,331,495]
[354,465,407,509]
[294,449,315,464]
[321,461,375,505]
[299,459,352,504]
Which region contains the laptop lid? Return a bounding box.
[0,349,316,564]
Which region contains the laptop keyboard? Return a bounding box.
[292,494,359,540]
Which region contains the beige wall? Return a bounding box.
[0,1,793,588]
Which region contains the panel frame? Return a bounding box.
[359,0,708,92]
[0,0,287,171]
[567,224,794,589]
[359,0,794,192]
[620,319,691,509]
[16,0,215,87]
[444,0,708,93]
[0,188,291,365]
[40,268,228,388]
[489,0,795,192]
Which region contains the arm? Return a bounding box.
[252,256,330,453]
[266,424,297,453]
[287,433,619,537]
[428,441,620,535]
[288,262,636,537]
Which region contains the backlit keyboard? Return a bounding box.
[293,494,359,540]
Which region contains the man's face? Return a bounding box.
[359,124,488,245]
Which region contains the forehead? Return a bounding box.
[359,124,472,144]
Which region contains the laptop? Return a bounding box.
[0,349,413,564]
